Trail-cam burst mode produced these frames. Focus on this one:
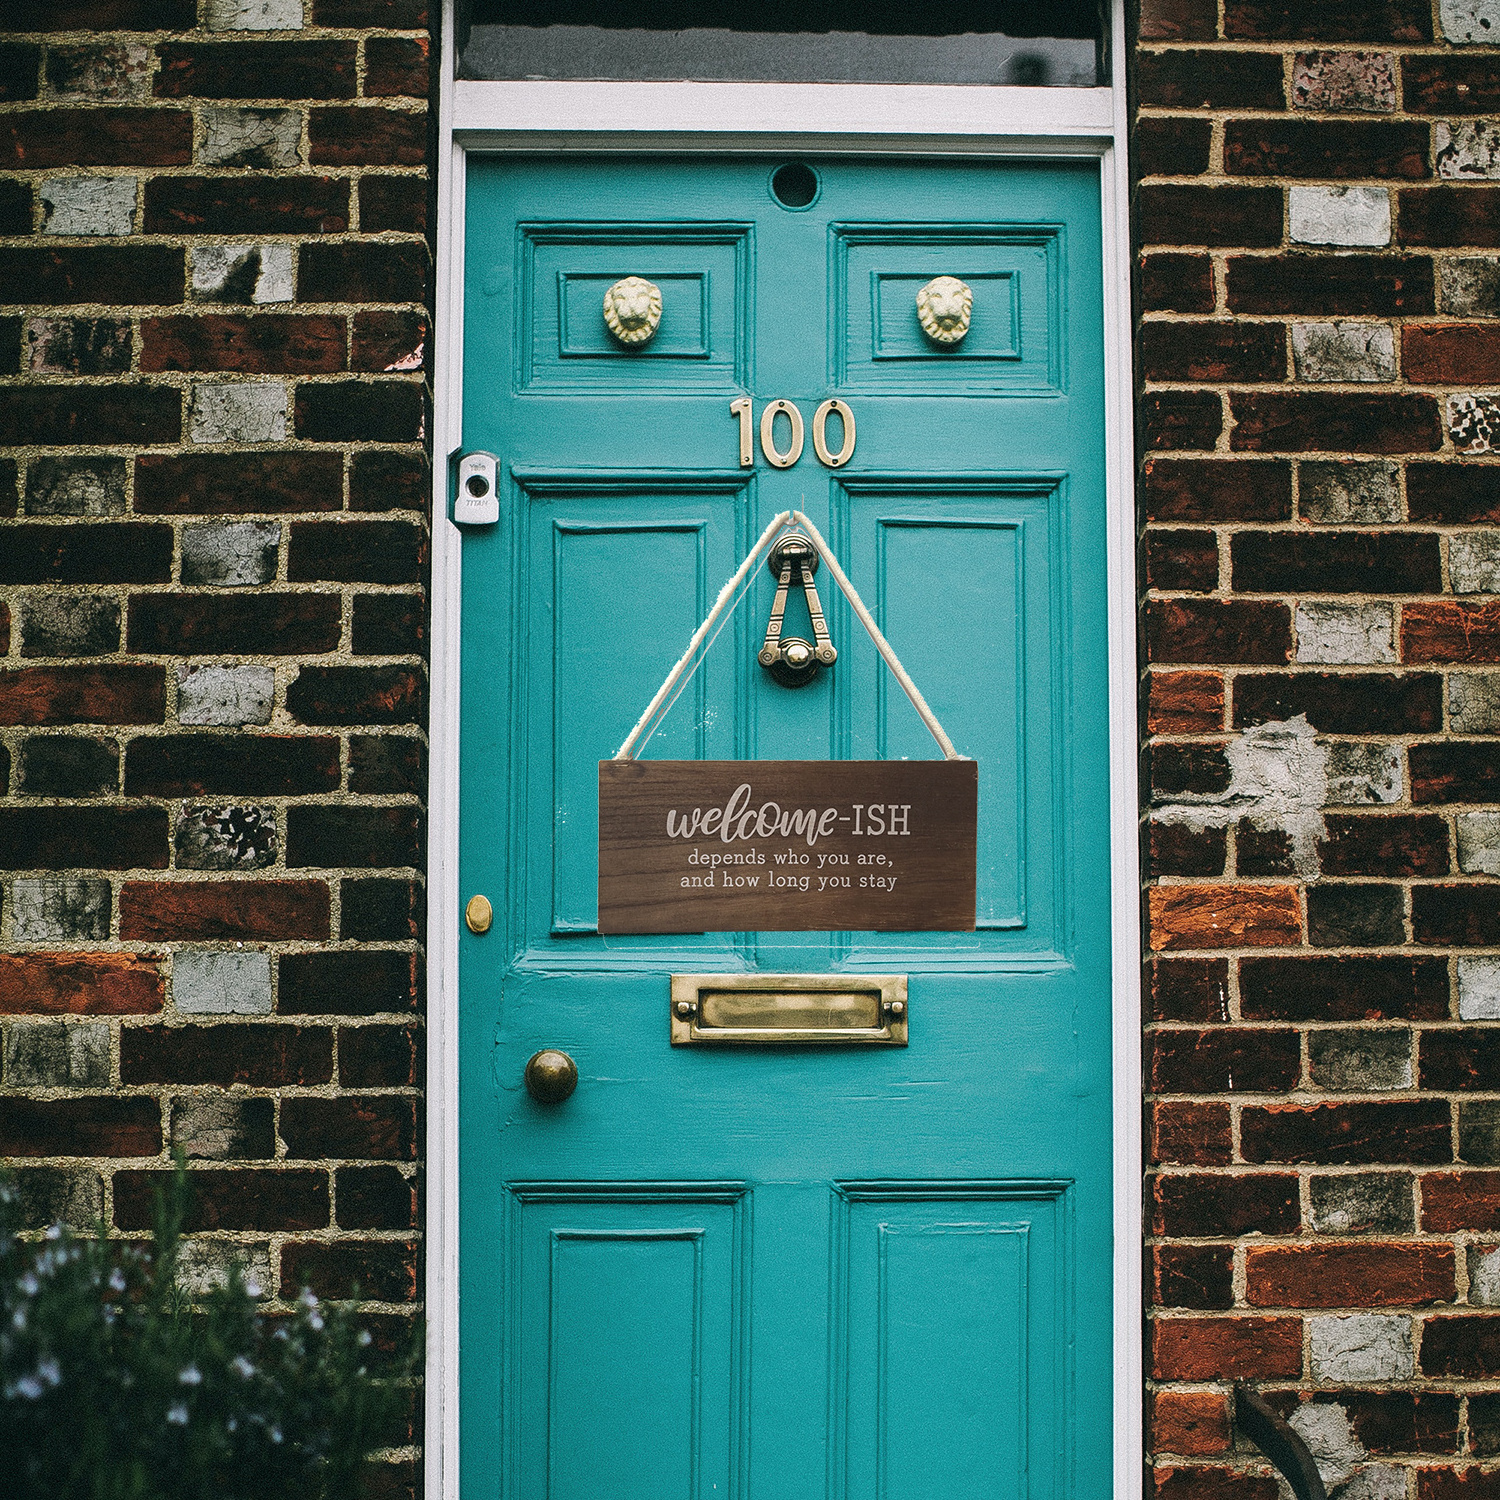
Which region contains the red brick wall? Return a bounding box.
[1137,0,1500,1493]
[0,4,429,1495]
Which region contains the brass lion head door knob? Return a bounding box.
[603,276,662,345]
[524,1049,578,1104]
[916,275,973,345]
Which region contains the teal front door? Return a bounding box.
[458,155,1113,1500]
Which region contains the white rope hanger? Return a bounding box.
[615,508,964,762]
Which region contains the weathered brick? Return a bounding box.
[281,1096,417,1160]
[114,1167,329,1233]
[21,596,121,659]
[175,804,275,872]
[1146,600,1293,664]
[126,735,340,797]
[155,42,358,100]
[122,1024,333,1087]
[119,880,330,941]
[1150,1028,1299,1093]
[4,1021,111,1088]
[297,240,429,303]
[348,735,424,795]
[1246,1243,1453,1307]
[1141,391,1223,451]
[135,451,343,515]
[287,664,425,725]
[1226,255,1433,316]
[1154,1244,1234,1310]
[281,1239,418,1302]
[1306,883,1405,946]
[172,949,271,1015]
[1148,885,1302,950]
[1138,0,1216,39]
[170,1096,275,1160]
[144,176,349,235]
[1230,393,1442,454]
[0,953,161,1016]
[0,245,184,305]
[39,176,136,236]
[1413,742,1500,803]
[1400,189,1500,248]
[177,664,275,727]
[16,733,114,798]
[44,40,151,101]
[1420,1317,1500,1378]
[1309,1025,1417,1089]
[365,37,429,98]
[142,314,346,374]
[1292,322,1395,383]
[1309,1173,1415,1235]
[294,381,424,443]
[10,878,111,941]
[1141,322,1285,383]
[1301,460,1402,523]
[24,317,132,376]
[335,1165,416,1230]
[1233,673,1441,734]
[0,108,190,168]
[0,389,180,449]
[0,1097,159,1158]
[341,877,423,941]
[9,1166,103,1232]
[356,175,426,235]
[1405,602,1500,662]
[351,310,426,373]
[0,664,163,725]
[1242,1101,1452,1164]
[278,950,419,1016]
[1151,1172,1300,1237]
[128,594,342,656]
[1226,121,1428,180]
[1151,1316,1303,1380]
[1292,51,1396,113]
[180,520,281,587]
[309,108,425,167]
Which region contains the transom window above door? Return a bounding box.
[457,0,1107,87]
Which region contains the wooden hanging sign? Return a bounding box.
[598,759,977,934]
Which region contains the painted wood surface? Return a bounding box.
[459,155,1112,1500]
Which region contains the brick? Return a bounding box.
[313,0,427,21]
[1223,0,1431,40]
[310,107,425,167]
[0,389,180,448]
[1292,51,1397,113]
[1242,534,1441,596]
[1150,1172,1300,1236]
[0,664,163,726]
[287,665,425,725]
[1413,742,1500,803]
[1153,1469,1277,1500]
[1150,1028,1300,1092]
[1406,324,1500,384]
[358,175,426,235]
[1134,117,1212,177]
[119,880,330,941]
[287,521,425,585]
[1307,884,1405,946]
[348,735,424,794]
[1438,122,1500,181]
[0,953,162,1016]
[1147,530,1218,590]
[1450,536,1500,594]
[1309,1173,1415,1234]
[1147,600,1292,664]
[10,0,192,21]
[1400,189,1500,248]
[1246,1243,1453,1307]
[350,449,428,513]
[1154,1244,1234,1310]
[207,0,302,27]
[1233,672,1440,734]
[281,1096,417,1160]
[10,878,110,941]
[294,381,424,443]
[1226,121,1428,180]
[1311,1312,1414,1380]
[172,949,271,1015]
[0,523,173,586]
[1442,258,1500,315]
[125,735,340,797]
[1151,1391,1232,1457]
[1291,322,1395,383]
[155,42,358,100]
[1295,601,1395,665]
[1142,459,1291,523]
[366,37,429,98]
[1141,322,1284,383]
[1141,391,1223,451]
[281,1239,417,1302]
[114,1168,329,1233]
[1420,1317,1500,1378]
[1422,1032,1500,1091]
[170,1096,275,1160]
[25,457,124,518]
[352,594,424,656]
[1459,812,1500,874]
[44,41,151,101]
[1147,959,1229,1023]
[1406,602,1500,662]
[199,106,301,170]
[335,1165,416,1230]
[1319,814,1449,877]
[9,1167,102,1232]
[122,1024,333,1087]
[1474,1399,1500,1456]
[285,806,421,869]
[188,380,286,444]
[0,108,189,168]
[1442,0,1500,42]
[0,1097,159,1158]
[341,877,423,941]
[0,179,30,235]
[1149,820,1227,877]
[1417,1471,1500,1500]
[142,315,346,374]
[1139,253,1215,314]
[1451,394,1500,454]
[1148,673,1225,734]
[1226,255,1433,315]
[181,520,280,586]
[1151,742,1231,796]
[1230,393,1442,454]
[1426,1171,1500,1229]
[21,596,121,658]
[352,310,426,373]
[128,594,342,656]
[24,316,133,375]
[176,803,278,871]
[0,807,165,871]
[1136,51,1282,111]
[177,663,275,726]
[1407,57,1500,117]
[4,1021,110,1088]
[1241,1101,1452,1164]
[1148,885,1302,950]
[1139,0,1217,39]
[135,451,343,515]
[0,44,40,101]
[15,732,113,799]
[297,240,429,304]
[1152,1101,1233,1164]
[144,176,349,236]
[39,176,136,236]
[339,1025,420,1088]
[1415,885,1500,945]
[1151,1316,1303,1380]
[1461,957,1500,1017]
[0,245,184,305]
[278,950,418,1016]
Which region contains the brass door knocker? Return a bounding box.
[758,532,836,687]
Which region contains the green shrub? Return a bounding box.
[0,1162,415,1500]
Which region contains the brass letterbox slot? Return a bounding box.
[670,973,907,1046]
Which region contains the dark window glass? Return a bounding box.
[459,0,1106,87]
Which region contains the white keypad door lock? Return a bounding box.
[453,450,499,526]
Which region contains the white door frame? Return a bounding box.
[425,5,1140,1495]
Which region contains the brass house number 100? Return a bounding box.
[731,398,856,470]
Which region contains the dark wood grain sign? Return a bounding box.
[598,760,977,933]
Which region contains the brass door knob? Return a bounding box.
[524,1049,578,1104]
